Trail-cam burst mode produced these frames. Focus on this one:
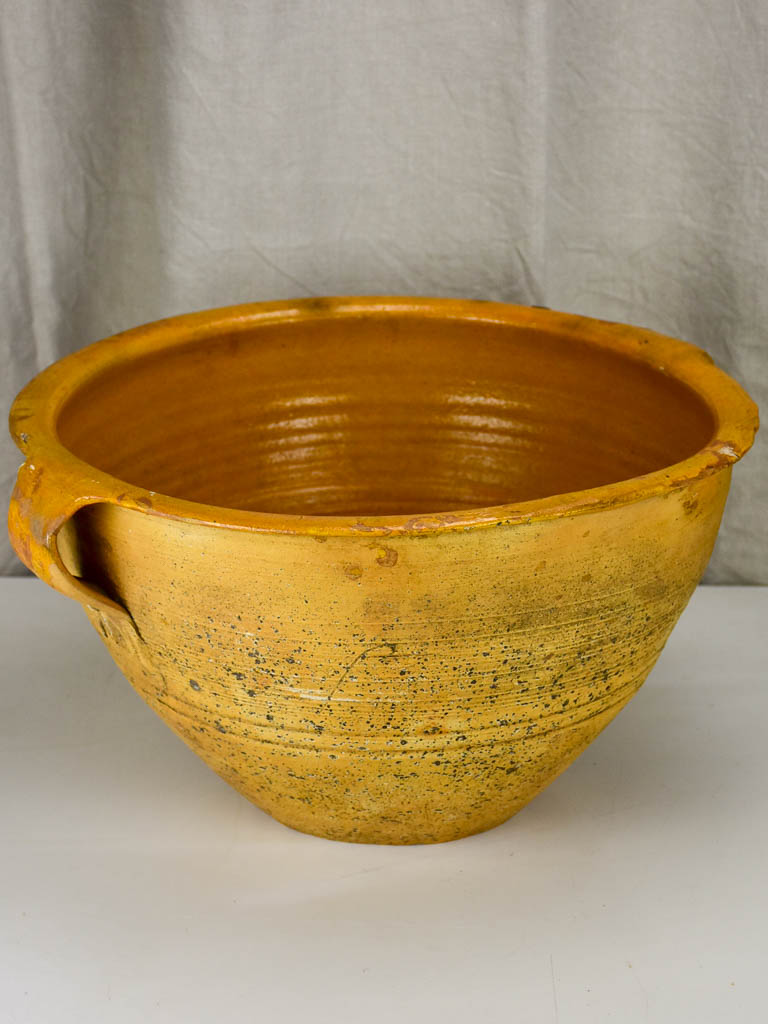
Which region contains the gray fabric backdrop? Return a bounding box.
[2,0,765,581]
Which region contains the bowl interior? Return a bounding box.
[57,313,716,516]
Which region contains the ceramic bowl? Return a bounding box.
[8,298,758,843]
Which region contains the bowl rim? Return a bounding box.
[8,296,759,537]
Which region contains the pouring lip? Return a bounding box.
[8,296,759,538]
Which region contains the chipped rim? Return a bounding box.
[8,297,759,537]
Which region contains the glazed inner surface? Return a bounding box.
[57,314,716,515]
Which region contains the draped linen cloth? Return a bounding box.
[2,0,765,580]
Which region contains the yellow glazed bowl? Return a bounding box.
[8,298,758,844]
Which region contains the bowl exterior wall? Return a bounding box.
[76,468,731,843]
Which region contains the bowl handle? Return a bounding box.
[8,457,149,657]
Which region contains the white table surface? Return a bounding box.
[1,580,766,1024]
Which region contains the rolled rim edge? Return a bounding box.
[8,296,760,537]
